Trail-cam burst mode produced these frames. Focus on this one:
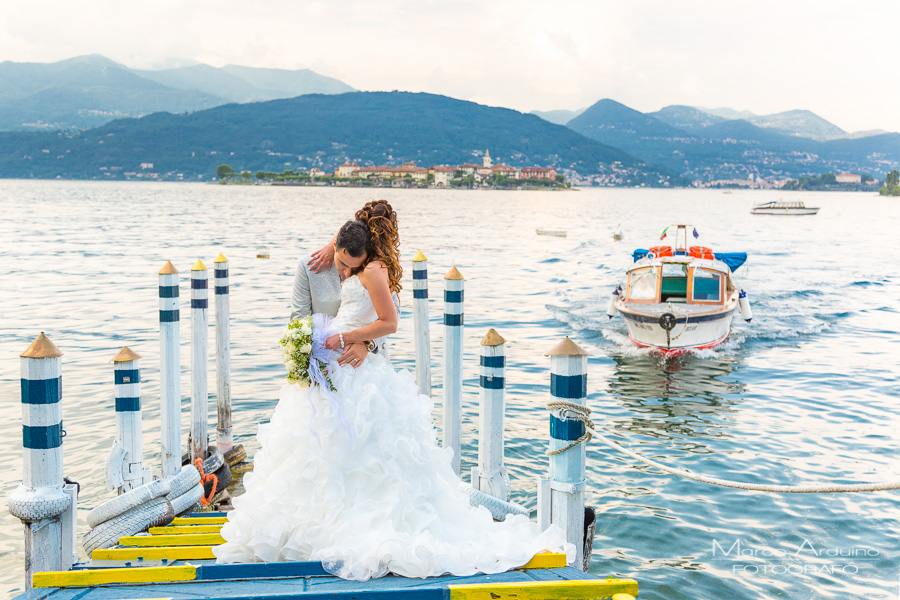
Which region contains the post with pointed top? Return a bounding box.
[538,336,590,570]
[471,329,510,501]
[8,333,73,588]
[191,259,209,462]
[109,347,150,494]
[214,253,233,454]
[412,250,431,397]
[158,261,181,479]
[443,266,464,474]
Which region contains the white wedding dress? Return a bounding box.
[213,275,574,580]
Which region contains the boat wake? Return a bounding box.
[550,295,842,361]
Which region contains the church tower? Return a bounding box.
[483,149,492,168]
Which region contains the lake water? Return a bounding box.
[1,180,898,599]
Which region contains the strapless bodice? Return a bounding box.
[331,275,378,333]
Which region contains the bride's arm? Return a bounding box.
[307,233,337,273]
[324,262,397,349]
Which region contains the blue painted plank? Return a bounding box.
[197,561,329,580]
[14,566,590,600]
[199,591,446,600]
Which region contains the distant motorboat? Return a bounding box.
[751,200,819,215]
[613,225,624,241]
[536,228,567,237]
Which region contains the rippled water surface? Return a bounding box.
[1,181,898,599]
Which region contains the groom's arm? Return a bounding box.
[290,257,312,321]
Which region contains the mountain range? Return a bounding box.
[0,54,354,130]
[0,55,897,183]
[536,103,886,142]
[565,100,900,181]
[0,92,677,183]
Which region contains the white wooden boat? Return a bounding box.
[612,225,624,241]
[536,228,567,237]
[751,200,819,215]
[607,225,751,355]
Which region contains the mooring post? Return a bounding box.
[159,261,182,479]
[538,336,590,569]
[109,347,150,493]
[442,266,465,474]
[191,259,209,461]
[8,333,73,588]
[471,328,510,501]
[214,253,233,454]
[412,250,432,397]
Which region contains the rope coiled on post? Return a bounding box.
[547,401,900,493]
[547,401,594,456]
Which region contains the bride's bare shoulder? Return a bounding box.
[358,261,388,286]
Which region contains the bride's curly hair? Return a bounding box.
[355,199,402,294]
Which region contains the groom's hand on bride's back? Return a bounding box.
[337,342,368,368]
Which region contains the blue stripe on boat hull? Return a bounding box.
[619,309,734,325]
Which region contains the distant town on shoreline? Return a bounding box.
[212,151,889,193]
[215,149,570,190]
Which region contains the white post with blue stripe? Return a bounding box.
[191,259,209,462]
[158,261,181,479]
[109,347,150,493]
[443,266,464,475]
[538,336,589,569]
[214,253,233,454]
[8,333,73,588]
[471,328,510,501]
[412,250,432,397]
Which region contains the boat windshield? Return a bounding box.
[692,268,722,303]
[660,263,688,303]
[627,267,657,301]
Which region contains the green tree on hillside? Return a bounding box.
[881,169,900,196]
[887,170,899,188]
[216,164,235,181]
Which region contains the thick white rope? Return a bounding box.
[547,401,900,493]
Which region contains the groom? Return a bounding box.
[290,220,393,367]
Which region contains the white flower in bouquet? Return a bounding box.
[280,315,331,386]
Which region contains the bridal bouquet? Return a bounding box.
[280,313,352,448]
[280,315,337,391]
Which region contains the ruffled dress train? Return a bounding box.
[213,276,574,580]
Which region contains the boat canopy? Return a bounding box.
[715,252,747,271]
[632,249,748,272]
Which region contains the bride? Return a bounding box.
[213,200,574,581]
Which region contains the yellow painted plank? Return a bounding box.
[172,516,228,525]
[449,578,639,600]
[92,546,217,560]
[149,525,223,535]
[119,533,224,546]
[33,565,195,588]
[516,552,567,570]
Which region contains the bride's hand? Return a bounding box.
[324,334,342,350]
[308,242,335,273]
[338,343,367,368]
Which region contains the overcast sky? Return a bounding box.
[2,0,897,133]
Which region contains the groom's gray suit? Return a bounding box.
[290,255,395,360]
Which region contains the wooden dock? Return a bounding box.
[22,512,639,600]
